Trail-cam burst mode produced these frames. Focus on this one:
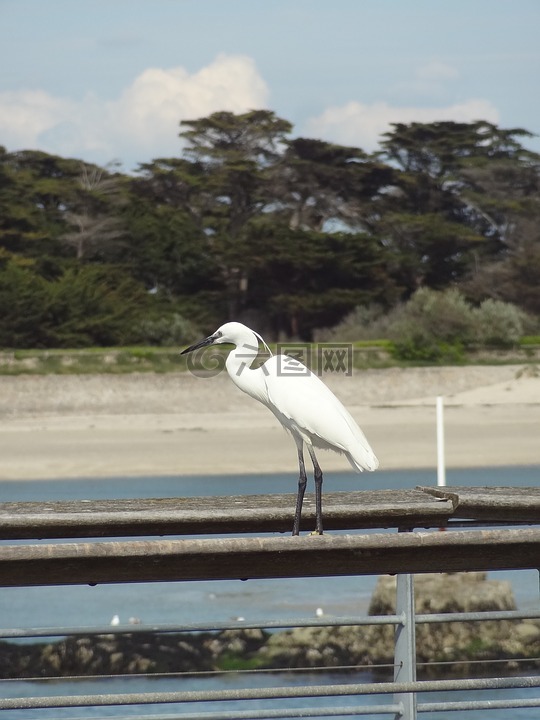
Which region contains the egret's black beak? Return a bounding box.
[180,334,217,355]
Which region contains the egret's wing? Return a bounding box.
[262,355,378,471]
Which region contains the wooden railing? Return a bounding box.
[1,486,539,587]
[1,485,539,719]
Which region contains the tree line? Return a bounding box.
[1,110,539,348]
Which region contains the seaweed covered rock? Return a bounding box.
[258,573,540,676]
[366,572,539,675]
[0,629,269,678]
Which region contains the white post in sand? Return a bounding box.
[436,395,446,487]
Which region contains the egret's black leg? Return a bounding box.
[293,438,307,536]
[307,445,324,535]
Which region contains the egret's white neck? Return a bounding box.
[225,335,268,404]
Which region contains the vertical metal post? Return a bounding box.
[436,395,446,487]
[393,572,417,720]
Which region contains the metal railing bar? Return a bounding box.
[417,656,540,668]
[46,705,403,720]
[444,520,539,528]
[0,664,398,685]
[2,675,540,711]
[0,614,406,639]
[415,608,540,623]
[3,605,539,640]
[418,698,540,712]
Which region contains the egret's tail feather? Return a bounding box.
[346,446,379,473]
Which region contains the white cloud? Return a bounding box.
[0,90,75,147]
[304,99,500,152]
[0,54,269,168]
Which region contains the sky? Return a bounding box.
[1,0,539,172]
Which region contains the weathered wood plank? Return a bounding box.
[418,486,540,521]
[0,528,538,587]
[0,489,454,539]
[1,486,538,542]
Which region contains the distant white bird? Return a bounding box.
[181,322,378,535]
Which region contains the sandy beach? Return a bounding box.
[0,365,538,480]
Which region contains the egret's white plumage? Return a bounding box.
[181,322,379,534]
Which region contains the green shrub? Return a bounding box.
[315,304,390,342]
[138,312,201,346]
[390,288,476,345]
[472,299,527,347]
[385,288,473,361]
[322,288,536,361]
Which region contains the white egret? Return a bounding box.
[181,322,378,535]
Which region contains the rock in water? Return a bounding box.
[258,572,540,676]
[367,572,539,676]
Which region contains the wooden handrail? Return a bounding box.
[0,488,454,539]
[2,486,539,541]
[1,527,539,587]
[1,486,538,587]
